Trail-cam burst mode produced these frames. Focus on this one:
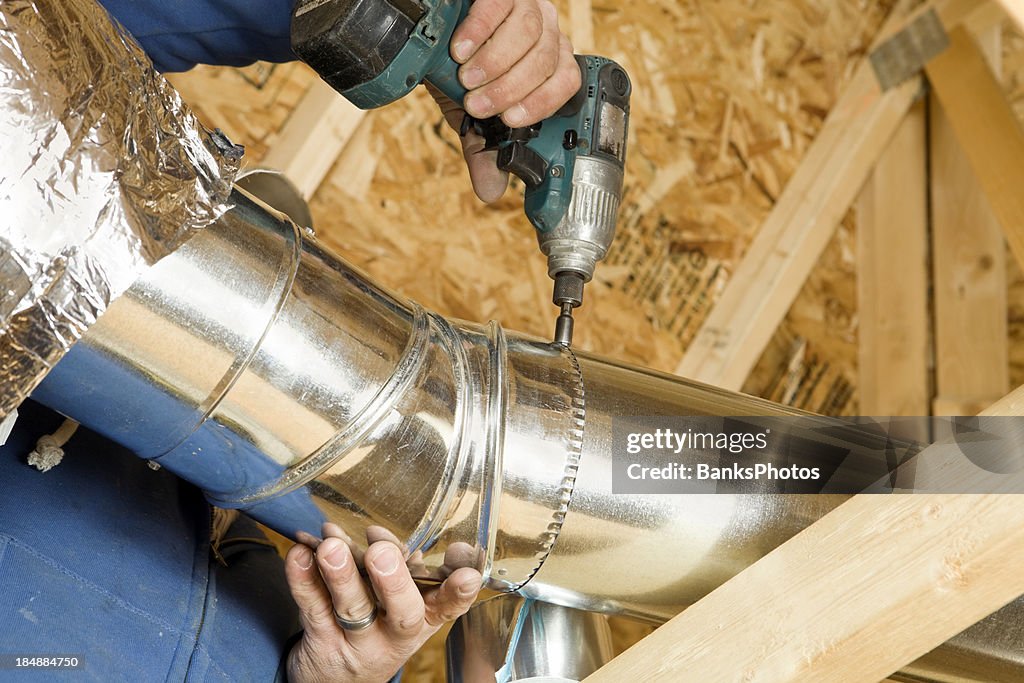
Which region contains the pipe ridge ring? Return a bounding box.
[477,320,508,581]
[403,312,474,553]
[209,303,433,507]
[154,207,304,460]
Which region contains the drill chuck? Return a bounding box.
[552,272,584,347]
[553,271,585,307]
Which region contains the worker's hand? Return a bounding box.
[284,523,483,683]
[430,0,582,203]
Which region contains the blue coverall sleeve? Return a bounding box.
[97,0,295,73]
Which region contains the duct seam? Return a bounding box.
[510,345,586,590]
[189,216,302,435]
[479,320,508,583]
[404,312,475,555]
[150,208,303,461]
[207,304,432,508]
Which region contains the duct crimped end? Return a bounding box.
[528,347,585,583]
[486,339,589,591]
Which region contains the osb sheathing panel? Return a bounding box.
[167,0,1024,678]
[172,0,897,402]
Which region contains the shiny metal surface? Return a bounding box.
[520,354,844,621]
[446,596,614,683]
[33,191,300,459]
[896,595,1024,682]
[35,187,583,591]
[0,0,237,418]
[25,162,1024,681]
[37,182,836,608]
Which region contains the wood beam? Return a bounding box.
[586,384,1024,683]
[925,25,1024,274]
[568,0,595,53]
[856,101,930,417]
[995,0,1024,30]
[673,0,988,391]
[929,27,1009,416]
[261,79,367,200]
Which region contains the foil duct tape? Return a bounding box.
[0,0,241,417]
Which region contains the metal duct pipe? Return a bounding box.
[445,596,614,682]
[33,188,846,605]
[23,178,1024,683]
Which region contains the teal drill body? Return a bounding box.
[292,0,631,345]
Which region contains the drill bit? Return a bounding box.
[552,272,585,347]
[554,302,575,347]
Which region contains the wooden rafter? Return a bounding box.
[925,24,1024,274]
[929,27,1010,417]
[674,0,991,391]
[585,387,1024,682]
[261,79,367,200]
[856,101,930,417]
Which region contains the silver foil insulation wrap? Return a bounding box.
[0,0,240,417]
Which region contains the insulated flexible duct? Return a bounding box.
[0,0,238,417]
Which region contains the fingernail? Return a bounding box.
[295,530,321,549]
[503,104,527,127]
[457,577,479,598]
[453,39,475,61]
[461,66,486,89]
[294,545,314,570]
[321,539,348,570]
[465,93,493,118]
[371,546,400,575]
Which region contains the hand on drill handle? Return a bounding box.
[429,0,582,203]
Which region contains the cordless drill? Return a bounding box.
[291,0,631,346]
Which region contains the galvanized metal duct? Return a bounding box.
[31,187,836,605]
[27,192,1024,681]
[446,596,615,682]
